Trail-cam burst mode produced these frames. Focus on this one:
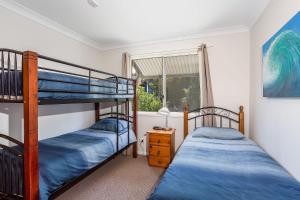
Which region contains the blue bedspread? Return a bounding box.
[38,128,136,200]
[0,70,134,100]
[148,133,300,200]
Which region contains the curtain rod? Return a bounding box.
[131,45,214,58]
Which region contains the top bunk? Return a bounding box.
[0,48,135,105]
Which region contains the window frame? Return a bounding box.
[131,52,199,112]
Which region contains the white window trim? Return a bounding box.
[132,50,199,112]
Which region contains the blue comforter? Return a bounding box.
[148,133,300,200]
[0,71,134,100]
[38,128,136,200]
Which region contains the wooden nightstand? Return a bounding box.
[147,129,175,168]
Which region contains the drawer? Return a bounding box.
[149,156,170,167]
[149,134,170,146]
[149,145,170,157]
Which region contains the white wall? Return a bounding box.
[250,0,300,181]
[101,31,250,154]
[0,6,105,142]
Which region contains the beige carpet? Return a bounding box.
[56,155,164,200]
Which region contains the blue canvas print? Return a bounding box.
[263,11,300,97]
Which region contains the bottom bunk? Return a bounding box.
[148,127,300,200]
[0,117,137,200]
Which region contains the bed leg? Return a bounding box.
[184,105,189,138]
[239,106,245,134]
[95,102,100,121]
[133,80,138,158]
[133,143,138,158]
[23,51,39,200]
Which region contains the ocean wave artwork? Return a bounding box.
[263,11,300,97]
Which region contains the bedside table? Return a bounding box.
[147,129,175,168]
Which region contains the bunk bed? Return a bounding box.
[148,106,300,200]
[0,48,138,200]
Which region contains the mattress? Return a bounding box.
[148,130,300,200]
[0,70,134,101]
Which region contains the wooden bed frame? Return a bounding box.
[183,105,244,138]
[0,49,138,200]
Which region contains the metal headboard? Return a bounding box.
[183,105,244,138]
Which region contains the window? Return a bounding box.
[132,54,200,112]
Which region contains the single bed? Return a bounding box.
[38,127,136,200]
[148,106,300,200]
[1,118,136,200]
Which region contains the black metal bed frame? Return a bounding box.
[0,48,137,200]
[188,106,240,129]
[0,48,135,104]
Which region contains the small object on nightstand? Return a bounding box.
[147,128,175,168]
[153,126,163,130]
[153,126,172,131]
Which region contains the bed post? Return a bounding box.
[239,106,244,134]
[184,104,189,138]
[132,80,138,158]
[23,51,39,200]
[95,102,100,121]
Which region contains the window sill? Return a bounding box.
[138,111,183,118]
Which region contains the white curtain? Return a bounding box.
[198,44,216,127]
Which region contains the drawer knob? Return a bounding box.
[157,151,160,156]
[158,160,162,164]
[157,139,160,144]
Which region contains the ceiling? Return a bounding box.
[8,0,270,50]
